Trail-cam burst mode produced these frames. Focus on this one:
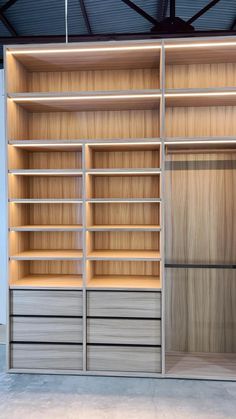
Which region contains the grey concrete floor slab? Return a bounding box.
[0,345,236,419]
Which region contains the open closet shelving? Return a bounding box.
[5,37,236,379]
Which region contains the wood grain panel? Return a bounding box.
[11,290,83,316]
[87,318,161,345]
[88,175,160,199]
[89,231,159,252]
[12,42,160,71]
[165,268,236,353]
[87,345,161,372]
[165,106,236,137]
[11,343,83,370]
[87,291,161,318]
[11,317,83,343]
[88,147,160,169]
[7,100,29,140]
[88,203,160,227]
[29,68,159,92]
[28,110,159,140]
[165,152,236,263]
[9,175,83,199]
[166,351,236,379]
[92,260,160,277]
[166,63,236,89]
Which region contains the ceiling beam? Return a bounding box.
[157,0,169,21]
[2,30,236,46]
[120,0,157,25]
[0,12,17,36]
[79,0,92,34]
[187,0,221,25]
[0,0,19,13]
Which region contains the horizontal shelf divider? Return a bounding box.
[9,199,83,204]
[165,263,236,269]
[86,225,161,231]
[10,250,83,260]
[86,198,161,203]
[9,138,162,146]
[86,169,161,175]
[8,170,83,176]
[9,225,83,232]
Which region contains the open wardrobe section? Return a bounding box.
[5,37,236,380]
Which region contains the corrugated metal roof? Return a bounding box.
[0,0,235,64]
[0,0,235,39]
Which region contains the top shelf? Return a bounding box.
[9,90,161,112]
[7,41,161,71]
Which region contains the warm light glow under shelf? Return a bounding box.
[10,93,161,101]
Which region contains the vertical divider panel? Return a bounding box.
[82,143,87,371]
[160,41,166,376]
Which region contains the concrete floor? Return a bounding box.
[0,345,236,419]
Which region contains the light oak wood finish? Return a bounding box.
[165,151,236,263]
[86,202,160,228]
[166,63,236,89]
[9,91,161,112]
[87,345,161,373]
[86,143,160,169]
[165,106,236,137]
[8,40,161,72]
[11,317,83,343]
[10,275,83,289]
[86,174,160,199]
[29,68,159,92]
[11,343,83,370]
[9,203,83,228]
[9,147,82,169]
[28,109,160,140]
[87,276,161,289]
[11,290,83,316]
[87,291,161,318]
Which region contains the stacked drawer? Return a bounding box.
[87,291,161,373]
[10,290,83,370]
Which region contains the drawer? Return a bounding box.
[87,318,161,345]
[87,291,161,318]
[11,290,82,316]
[11,317,83,343]
[11,343,83,370]
[87,345,161,373]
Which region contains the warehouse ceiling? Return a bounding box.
[1,0,236,66]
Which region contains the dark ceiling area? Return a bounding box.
[1,0,236,65]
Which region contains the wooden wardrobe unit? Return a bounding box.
[5,37,236,380]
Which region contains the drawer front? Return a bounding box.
[87,345,161,373]
[87,291,161,318]
[87,318,161,345]
[11,317,83,343]
[11,290,82,316]
[11,344,83,370]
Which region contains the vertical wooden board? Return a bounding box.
[29,109,160,140]
[165,152,236,264]
[165,106,236,138]
[165,268,236,353]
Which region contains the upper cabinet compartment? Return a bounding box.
[165,38,236,89]
[6,41,161,94]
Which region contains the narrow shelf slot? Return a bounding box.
[10,250,83,260]
[86,260,160,289]
[87,250,160,260]
[9,225,83,232]
[9,260,83,288]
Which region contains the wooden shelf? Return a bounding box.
[165,88,236,107]
[87,275,161,290]
[87,225,161,231]
[9,140,83,151]
[10,275,83,289]
[9,199,83,204]
[87,198,161,203]
[86,169,161,175]
[9,225,83,231]
[9,169,83,176]
[9,90,161,112]
[10,250,83,260]
[87,250,160,260]
[165,352,236,380]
